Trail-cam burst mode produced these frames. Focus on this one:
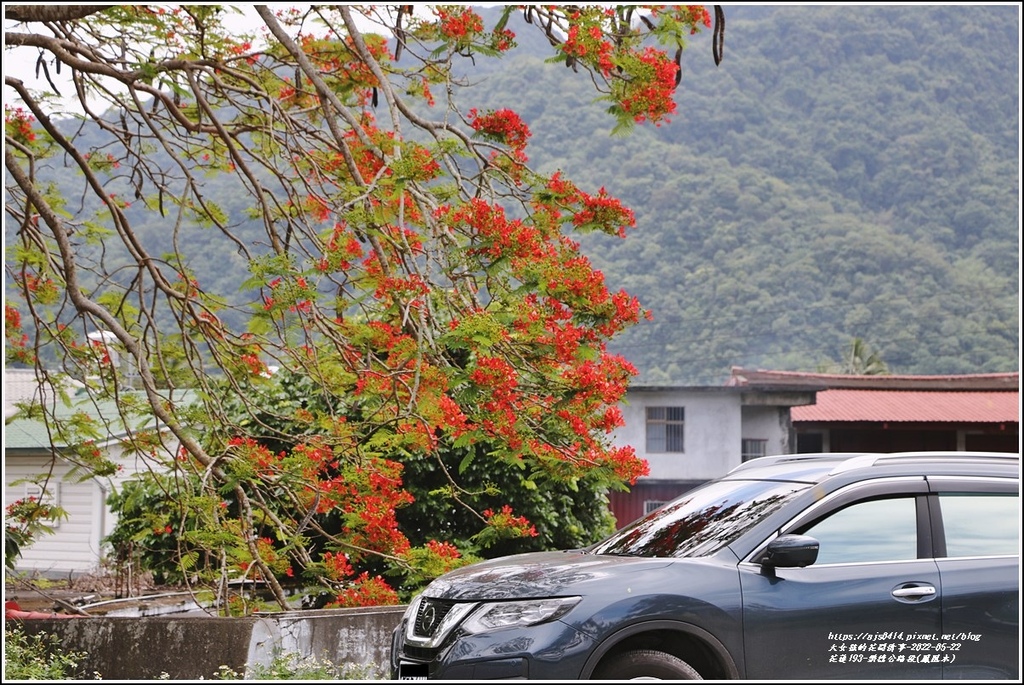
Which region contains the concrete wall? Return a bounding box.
[740,404,792,457]
[10,605,407,680]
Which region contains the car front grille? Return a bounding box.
[413,597,458,639]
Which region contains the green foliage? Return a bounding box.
[397,444,615,557]
[201,367,616,599]
[14,6,1013,384]
[3,626,88,680]
[4,490,69,570]
[213,649,382,680]
[6,4,1016,617]
[819,337,890,375]
[104,473,224,585]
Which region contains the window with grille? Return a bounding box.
[644,500,668,515]
[646,406,685,453]
[742,439,768,462]
[24,483,61,528]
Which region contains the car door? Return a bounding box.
[739,478,944,679]
[928,477,1019,679]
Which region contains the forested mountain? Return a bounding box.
[9,5,1019,384]
[463,4,1019,383]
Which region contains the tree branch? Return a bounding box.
[4,5,114,23]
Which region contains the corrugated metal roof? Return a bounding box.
[792,389,1020,424]
[4,383,196,451]
[3,368,86,419]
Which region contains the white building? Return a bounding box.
[606,374,818,526]
[4,369,188,577]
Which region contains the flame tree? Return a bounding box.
[4,5,718,611]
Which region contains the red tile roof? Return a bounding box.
[792,389,1020,424]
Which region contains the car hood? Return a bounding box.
[421,550,674,601]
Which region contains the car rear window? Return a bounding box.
[590,479,808,558]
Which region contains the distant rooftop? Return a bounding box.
[4,368,194,451]
[792,389,1019,424]
[728,367,1019,392]
[3,368,85,419]
[725,367,1019,425]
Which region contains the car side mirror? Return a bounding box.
[761,534,819,568]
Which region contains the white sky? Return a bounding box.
[2,4,406,117]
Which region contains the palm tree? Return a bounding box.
[820,338,890,375]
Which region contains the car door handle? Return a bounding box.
[891,583,937,601]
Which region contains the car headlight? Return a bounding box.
[460,596,581,634]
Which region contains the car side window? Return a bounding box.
[939,493,1019,558]
[799,497,918,565]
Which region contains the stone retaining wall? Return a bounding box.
[10,605,406,680]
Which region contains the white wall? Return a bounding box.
[5,442,169,577]
[5,453,107,576]
[612,389,744,481]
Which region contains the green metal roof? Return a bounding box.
[4,387,197,452]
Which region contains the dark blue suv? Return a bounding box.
[391,451,1019,679]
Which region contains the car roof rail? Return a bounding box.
[828,451,1020,475]
[727,452,868,475]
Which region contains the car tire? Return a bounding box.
[593,649,702,680]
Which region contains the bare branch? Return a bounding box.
[4,5,114,23]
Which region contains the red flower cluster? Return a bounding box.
[321,551,355,580]
[619,46,680,125]
[562,24,614,77]
[5,106,37,144]
[228,435,278,475]
[297,32,391,92]
[441,198,554,270]
[4,304,31,364]
[227,39,259,65]
[339,458,413,556]
[467,108,531,163]
[573,187,637,237]
[239,352,269,376]
[425,539,462,560]
[483,505,538,539]
[685,5,714,32]
[491,28,516,52]
[318,222,365,272]
[331,572,400,608]
[436,7,484,41]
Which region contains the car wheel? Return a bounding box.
[593,649,702,680]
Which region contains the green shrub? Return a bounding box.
[3,625,88,680]
[214,649,381,679]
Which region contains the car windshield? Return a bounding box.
[589,479,809,558]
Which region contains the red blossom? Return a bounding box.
[425,539,462,561]
[436,7,484,41]
[619,47,679,125]
[686,5,713,31]
[330,572,400,607]
[483,505,538,538]
[5,304,21,330]
[4,105,37,144]
[321,551,355,580]
[467,108,531,162]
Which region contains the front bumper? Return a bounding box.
[391,616,595,679]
